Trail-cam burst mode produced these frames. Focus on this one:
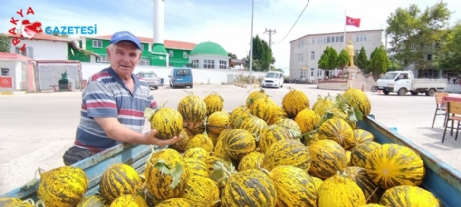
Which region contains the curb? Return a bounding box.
[0,91,28,95]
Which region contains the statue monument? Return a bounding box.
[346,40,356,68]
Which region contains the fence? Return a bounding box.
[34,61,83,92]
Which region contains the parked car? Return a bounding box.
[261,71,284,88]
[168,68,193,89]
[137,71,161,90]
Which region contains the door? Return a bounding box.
[395,73,411,91]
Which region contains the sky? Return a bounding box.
[1,0,461,74]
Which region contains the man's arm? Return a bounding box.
[84,81,153,145]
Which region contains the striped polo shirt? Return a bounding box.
[75,67,158,151]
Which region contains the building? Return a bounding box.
[188,41,229,69]
[289,29,384,82]
[4,33,78,60]
[72,35,196,67]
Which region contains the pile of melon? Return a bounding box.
[1,88,442,207]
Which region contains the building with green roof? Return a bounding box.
[189,41,230,69]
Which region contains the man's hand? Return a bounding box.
[144,129,181,146]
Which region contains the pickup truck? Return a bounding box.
[376,71,447,96]
[2,116,461,207]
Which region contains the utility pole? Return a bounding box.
[249,0,254,84]
[264,28,277,49]
[264,28,276,71]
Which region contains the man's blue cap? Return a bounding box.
[110,31,142,50]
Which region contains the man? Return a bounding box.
[63,31,180,166]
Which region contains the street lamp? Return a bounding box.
[249,0,254,84]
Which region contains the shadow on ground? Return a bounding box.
[416,127,461,150]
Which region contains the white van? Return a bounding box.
[261,71,284,88]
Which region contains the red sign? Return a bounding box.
[0,76,13,88]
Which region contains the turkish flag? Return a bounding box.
[346,16,361,28]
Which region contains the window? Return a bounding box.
[169,50,174,57]
[92,40,102,48]
[356,34,367,42]
[340,35,344,42]
[298,53,304,62]
[191,60,199,68]
[331,36,335,43]
[98,55,109,62]
[298,40,304,48]
[318,37,325,44]
[219,60,227,69]
[427,54,432,61]
[183,51,188,59]
[317,69,323,76]
[327,37,330,43]
[336,36,340,42]
[204,60,215,69]
[15,46,33,58]
[311,38,315,44]
[138,58,150,65]
[310,68,314,77]
[310,51,315,60]
[175,69,191,76]
[300,70,306,78]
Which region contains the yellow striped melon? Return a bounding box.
[155,198,194,207]
[251,97,284,125]
[351,141,382,168]
[344,87,372,118]
[181,175,220,206]
[109,194,147,207]
[221,129,256,160]
[317,117,355,149]
[380,185,440,207]
[203,92,224,116]
[246,89,268,111]
[185,134,214,152]
[268,165,317,207]
[311,176,323,192]
[318,172,366,207]
[351,129,374,148]
[238,151,265,171]
[365,144,425,189]
[259,124,292,153]
[170,129,191,153]
[183,147,210,162]
[221,169,277,207]
[207,111,231,134]
[312,95,335,117]
[37,166,88,207]
[275,118,302,139]
[282,88,310,119]
[178,91,207,128]
[294,108,320,134]
[100,163,143,203]
[184,158,210,178]
[148,107,184,140]
[262,139,311,172]
[145,148,190,200]
[77,195,107,207]
[308,139,347,179]
[229,105,252,129]
[345,166,384,204]
[240,115,268,139]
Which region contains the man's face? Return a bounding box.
[107,41,141,78]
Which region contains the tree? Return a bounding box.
[244,35,275,71]
[356,47,369,70]
[437,22,461,71]
[337,49,350,69]
[318,46,338,70]
[227,52,237,59]
[385,1,452,70]
[0,34,10,52]
[369,46,391,80]
[365,47,379,73]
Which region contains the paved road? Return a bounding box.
[0,84,460,195]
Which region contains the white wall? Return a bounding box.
[80,63,267,85]
[189,54,229,69]
[9,40,69,60]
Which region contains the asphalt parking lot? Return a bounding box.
[0,84,460,195]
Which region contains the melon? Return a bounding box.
[275,118,302,139]
[229,105,252,129]
[259,124,292,153]
[183,147,210,162]
[170,129,191,152]
[145,107,183,140]
[109,194,147,207]
[203,92,224,116]
[380,185,441,207]
[220,129,256,160]
[238,151,265,171]
[100,163,143,203]
[184,158,210,178]
[246,89,268,111]
[317,117,355,149]
[185,134,214,152]
[282,88,310,118]
[37,166,88,207]
[262,139,311,172]
[178,91,207,129]
[317,172,367,207]
[308,139,347,179]
[312,95,335,117]
[343,87,372,118]
[239,116,268,139]
[351,141,382,168]
[181,175,220,206]
[251,97,284,125]
[207,111,231,134]
[77,195,107,207]
[352,129,375,148]
[365,144,425,189]
[345,166,384,204]
[294,108,321,134]
[155,198,194,207]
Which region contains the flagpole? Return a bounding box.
[344,10,347,49]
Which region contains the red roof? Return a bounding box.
[89,35,196,50]
[0,52,32,60]
[2,33,73,43]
